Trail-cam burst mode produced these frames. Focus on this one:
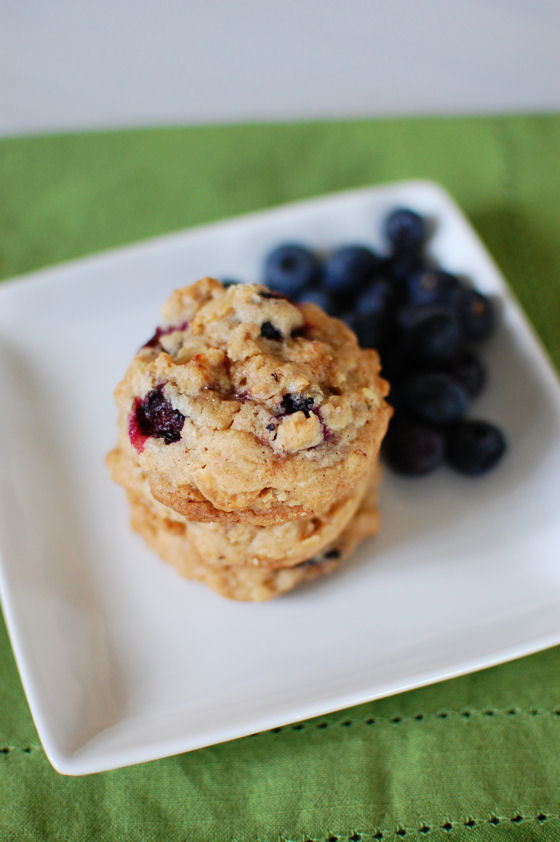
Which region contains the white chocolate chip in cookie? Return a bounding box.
[362,386,381,408]
[275,410,323,452]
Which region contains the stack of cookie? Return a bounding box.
[107,278,392,600]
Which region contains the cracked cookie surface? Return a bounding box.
[113,277,392,523]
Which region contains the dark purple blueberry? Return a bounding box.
[444,349,486,398]
[296,287,333,313]
[403,308,463,365]
[385,377,403,410]
[394,303,423,332]
[394,302,448,332]
[405,269,465,308]
[381,344,409,385]
[281,393,314,417]
[260,321,283,341]
[133,385,185,446]
[446,419,506,475]
[383,251,428,285]
[355,277,396,317]
[323,548,341,559]
[221,278,242,287]
[350,277,397,349]
[350,311,389,350]
[263,243,320,298]
[400,372,469,426]
[384,420,445,476]
[384,207,428,254]
[458,290,495,341]
[322,245,379,296]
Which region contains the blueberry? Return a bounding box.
[296,287,333,313]
[444,349,486,398]
[350,311,389,350]
[400,372,469,426]
[446,419,506,475]
[221,278,242,287]
[394,303,428,332]
[395,301,455,333]
[260,321,283,341]
[458,290,495,341]
[349,277,396,348]
[281,393,314,417]
[263,243,320,297]
[405,269,465,307]
[322,245,379,296]
[355,277,396,317]
[134,385,185,444]
[383,251,427,285]
[404,308,463,365]
[384,419,445,476]
[384,207,428,253]
[380,344,409,385]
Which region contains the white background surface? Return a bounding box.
[2,0,559,135]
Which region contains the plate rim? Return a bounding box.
[1,178,559,775]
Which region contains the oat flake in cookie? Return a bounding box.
[112,277,392,524]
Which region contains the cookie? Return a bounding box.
[113,278,392,524]
[107,445,378,570]
[125,467,381,601]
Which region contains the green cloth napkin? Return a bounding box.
[1,115,560,841]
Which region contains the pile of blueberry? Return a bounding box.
[259,207,506,477]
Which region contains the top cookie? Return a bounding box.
[113,278,391,524]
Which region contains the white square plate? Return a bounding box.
[1,181,559,776]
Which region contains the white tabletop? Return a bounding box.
[2,0,559,135]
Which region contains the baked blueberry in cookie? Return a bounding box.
[280,393,315,417]
[260,320,283,341]
[142,321,189,350]
[129,385,185,452]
